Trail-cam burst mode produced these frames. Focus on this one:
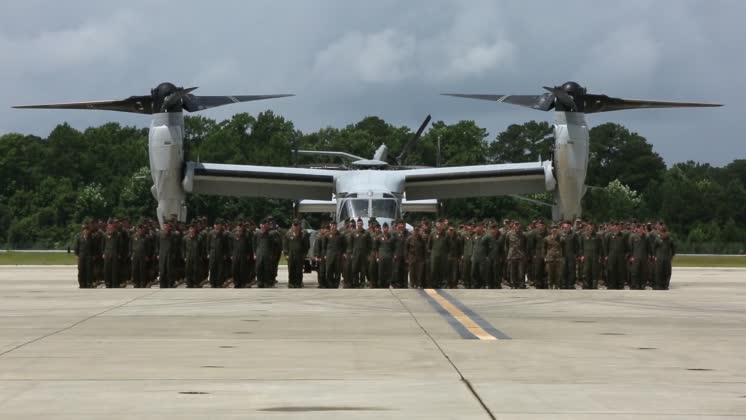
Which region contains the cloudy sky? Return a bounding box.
[1,0,741,165]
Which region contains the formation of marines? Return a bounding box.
[74,216,676,290]
[73,215,305,289]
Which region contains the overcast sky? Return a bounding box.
[1,0,742,165]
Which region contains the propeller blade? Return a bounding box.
[182,94,294,112]
[583,94,723,113]
[441,93,554,111]
[397,114,431,165]
[13,95,153,114]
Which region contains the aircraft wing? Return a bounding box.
[184,162,337,200]
[402,161,555,200]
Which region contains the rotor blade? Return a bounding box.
[441,93,554,111]
[397,114,431,165]
[584,94,723,113]
[13,95,153,114]
[182,94,294,112]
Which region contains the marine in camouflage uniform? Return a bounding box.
[374,223,397,288]
[74,224,96,288]
[157,221,178,288]
[603,223,628,290]
[578,223,603,289]
[460,223,476,289]
[231,222,253,288]
[406,227,427,288]
[530,222,548,289]
[544,226,564,289]
[560,222,579,289]
[284,221,310,288]
[487,224,504,289]
[470,224,490,289]
[628,225,652,290]
[182,224,205,288]
[505,222,527,289]
[350,219,372,288]
[428,220,450,289]
[102,222,122,288]
[254,219,281,288]
[323,221,344,289]
[367,222,380,289]
[392,221,409,288]
[207,220,230,288]
[446,226,463,289]
[313,225,328,288]
[653,228,676,290]
[130,224,153,288]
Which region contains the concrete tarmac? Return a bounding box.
[0,266,744,419]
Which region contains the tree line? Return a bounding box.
[1,112,744,253]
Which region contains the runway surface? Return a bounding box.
[0,267,744,419]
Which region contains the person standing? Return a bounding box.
[157,220,177,288]
[130,224,153,288]
[207,219,230,288]
[544,225,564,289]
[446,226,463,289]
[505,222,528,289]
[254,219,279,288]
[653,228,676,290]
[531,222,548,289]
[102,221,121,288]
[628,225,652,290]
[313,224,328,288]
[392,221,409,288]
[603,222,629,290]
[284,220,310,288]
[323,221,344,289]
[471,223,490,289]
[74,223,95,288]
[578,223,602,289]
[182,224,205,288]
[428,219,450,289]
[374,223,397,288]
[231,221,253,288]
[460,222,476,289]
[350,218,372,288]
[406,226,426,288]
[487,223,504,289]
[560,222,579,289]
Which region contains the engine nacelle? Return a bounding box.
[149,112,187,225]
[552,112,589,221]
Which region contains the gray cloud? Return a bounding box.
[1,0,742,165]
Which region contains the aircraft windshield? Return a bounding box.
[339,199,370,220]
[338,198,400,220]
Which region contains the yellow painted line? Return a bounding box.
[424,289,497,341]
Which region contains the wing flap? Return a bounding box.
[404,161,554,200]
[185,162,336,200]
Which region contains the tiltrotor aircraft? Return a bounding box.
[14,81,720,225]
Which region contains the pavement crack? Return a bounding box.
[0,290,160,358]
[389,289,496,420]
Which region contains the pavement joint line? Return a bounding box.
[423,289,498,341]
[0,290,160,358]
[389,289,497,420]
[436,289,511,340]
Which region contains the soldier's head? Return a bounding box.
[551,224,559,235]
[188,224,197,236]
[162,221,172,233]
[329,221,338,233]
[136,224,144,234]
[537,221,546,233]
[659,228,669,238]
[82,224,90,234]
[292,220,301,233]
[214,219,224,232]
[513,222,522,232]
[382,222,390,234]
[585,223,595,233]
[356,218,364,230]
[259,219,270,232]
